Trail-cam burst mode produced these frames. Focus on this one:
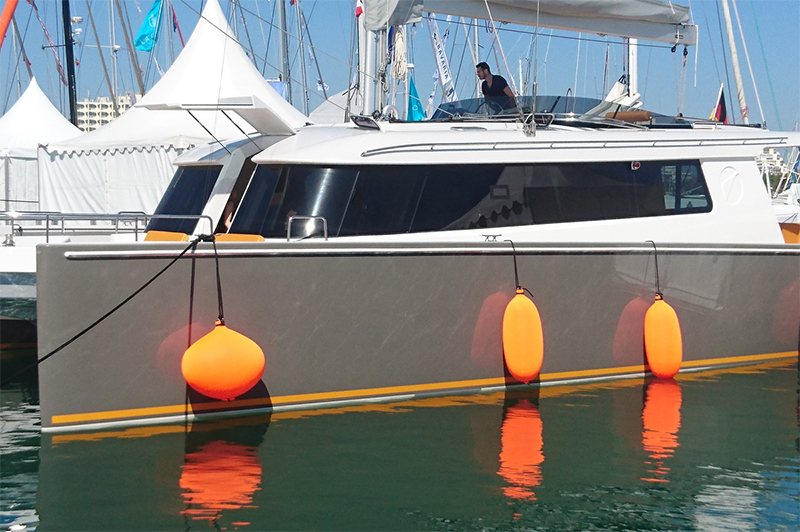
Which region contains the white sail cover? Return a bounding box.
[37,0,306,214]
[365,0,423,31]
[0,78,82,210]
[366,0,696,45]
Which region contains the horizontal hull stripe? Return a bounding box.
[64,245,800,262]
[50,351,798,426]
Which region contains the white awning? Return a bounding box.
[365,0,697,45]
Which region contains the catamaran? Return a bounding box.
[32,0,800,432]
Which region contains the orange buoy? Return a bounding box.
[644,295,682,378]
[181,321,265,401]
[502,289,544,383]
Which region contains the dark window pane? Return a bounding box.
[148,166,222,234]
[339,167,426,236]
[234,166,359,239]
[411,165,504,232]
[229,166,280,235]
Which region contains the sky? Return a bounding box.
[1,0,799,131]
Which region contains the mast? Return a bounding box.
[61,0,78,125]
[277,0,291,104]
[628,38,638,96]
[114,0,145,96]
[720,0,748,124]
[295,0,309,115]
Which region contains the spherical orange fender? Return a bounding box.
[182,321,265,401]
[502,289,544,383]
[644,295,682,378]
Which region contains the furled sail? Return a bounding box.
[364,0,696,45]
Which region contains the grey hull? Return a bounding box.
[36,241,800,431]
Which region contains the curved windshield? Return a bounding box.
[431,96,650,120]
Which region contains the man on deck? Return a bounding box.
[476,62,515,110]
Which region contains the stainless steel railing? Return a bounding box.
[1,211,214,244]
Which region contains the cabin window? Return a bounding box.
[232,166,358,238]
[147,165,222,234]
[234,160,710,238]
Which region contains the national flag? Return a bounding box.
[135,0,163,52]
[316,78,329,92]
[171,5,184,48]
[355,0,363,18]
[407,75,425,122]
[709,84,728,124]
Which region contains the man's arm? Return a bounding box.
[503,85,514,98]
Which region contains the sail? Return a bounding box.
[365,0,696,45]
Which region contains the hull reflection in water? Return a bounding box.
[641,378,682,483]
[32,360,798,531]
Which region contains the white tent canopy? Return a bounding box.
[0,78,82,210]
[38,0,307,214]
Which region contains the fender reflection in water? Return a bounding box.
[180,440,262,521]
[641,379,682,483]
[498,398,544,500]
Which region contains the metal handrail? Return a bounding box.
[287,215,328,241]
[1,211,214,242]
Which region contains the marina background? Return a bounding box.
[1,0,799,129]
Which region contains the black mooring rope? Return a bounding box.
[1,237,208,387]
[505,239,521,289]
[212,237,225,325]
[646,240,663,296]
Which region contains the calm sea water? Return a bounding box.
[1,349,798,531]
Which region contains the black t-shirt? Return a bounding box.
[481,75,509,97]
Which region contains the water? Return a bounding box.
[1,348,798,531]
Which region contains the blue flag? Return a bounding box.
[135,0,163,52]
[407,75,425,122]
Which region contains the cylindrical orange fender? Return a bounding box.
[502,289,544,383]
[0,0,20,53]
[182,321,265,401]
[644,295,682,378]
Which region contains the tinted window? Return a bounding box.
[148,166,222,233]
[229,165,280,235]
[339,167,426,236]
[411,165,504,232]
[231,161,710,238]
[235,166,358,239]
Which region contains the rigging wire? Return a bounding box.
[713,0,736,122]
[749,0,781,130]
[730,0,765,127]
[2,8,34,113]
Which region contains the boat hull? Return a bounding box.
[36,241,800,431]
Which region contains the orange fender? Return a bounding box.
[502,289,544,383]
[182,321,265,401]
[644,296,682,378]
